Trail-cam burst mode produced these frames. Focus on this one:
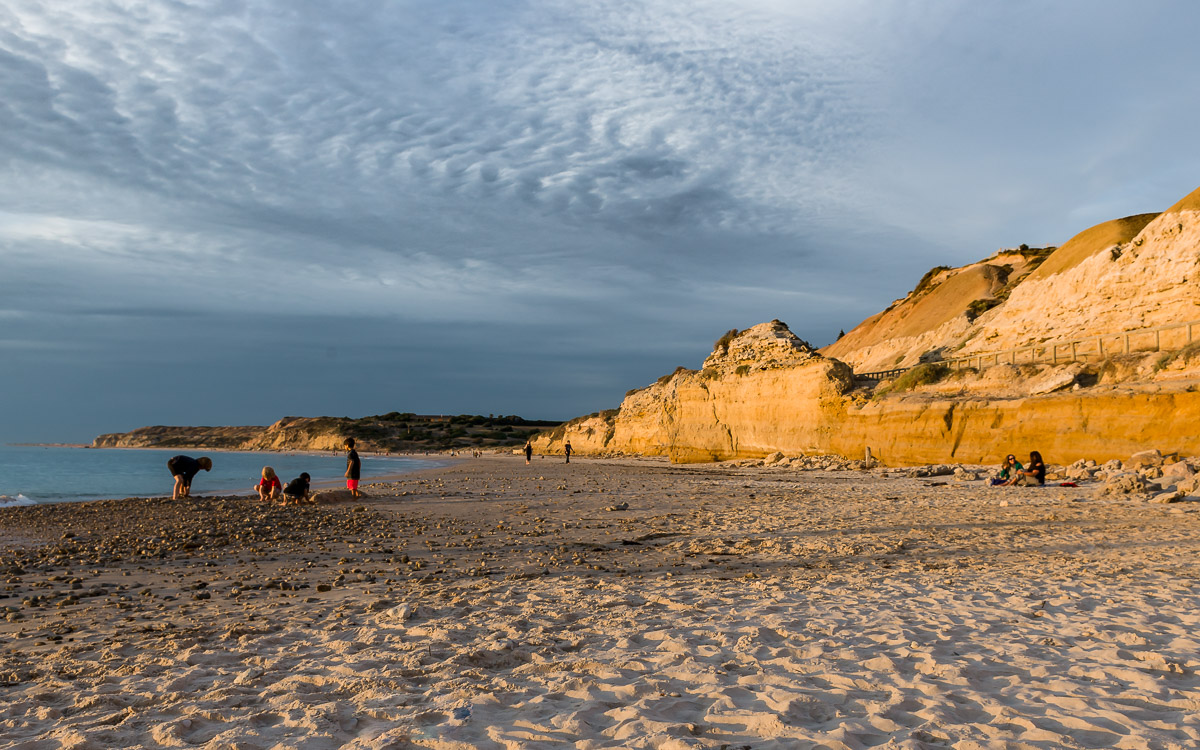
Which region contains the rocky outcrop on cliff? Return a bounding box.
[534,321,856,462]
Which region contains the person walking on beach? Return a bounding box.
[564,441,572,464]
[524,441,533,465]
[345,438,362,497]
[167,455,212,500]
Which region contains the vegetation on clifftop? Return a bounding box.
[95,413,562,453]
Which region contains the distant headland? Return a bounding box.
[93,413,562,454]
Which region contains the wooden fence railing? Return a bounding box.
[854,318,1200,381]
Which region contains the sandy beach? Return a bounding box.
[4,455,1200,749]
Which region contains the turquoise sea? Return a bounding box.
[0,445,447,506]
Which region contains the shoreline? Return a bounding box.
[0,447,460,508]
[4,455,1200,747]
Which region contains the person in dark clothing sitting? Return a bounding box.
[167,455,212,499]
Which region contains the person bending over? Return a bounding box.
[282,472,311,504]
[168,455,212,499]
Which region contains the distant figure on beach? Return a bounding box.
[564,441,572,464]
[167,455,212,499]
[524,442,533,465]
[345,438,362,497]
[282,472,311,504]
[992,454,1023,485]
[1009,450,1047,486]
[255,466,282,501]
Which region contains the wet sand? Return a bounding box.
[3,455,1200,748]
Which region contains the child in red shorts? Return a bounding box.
[344,438,361,497]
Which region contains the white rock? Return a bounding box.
[1027,363,1085,395]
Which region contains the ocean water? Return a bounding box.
[0,445,447,506]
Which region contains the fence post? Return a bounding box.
[1098,337,1104,358]
[1156,330,1161,351]
[1071,341,1077,362]
[1124,334,1130,354]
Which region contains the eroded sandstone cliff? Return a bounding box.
[824,185,1200,371]
[536,185,1200,466]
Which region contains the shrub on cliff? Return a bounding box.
[965,298,1001,323]
[657,366,692,385]
[714,329,740,354]
[1154,342,1200,372]
[874,363,951,398]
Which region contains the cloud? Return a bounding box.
[1,0,1198,441]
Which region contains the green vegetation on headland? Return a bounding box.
[92,413,563,453]
[338,413,561,451]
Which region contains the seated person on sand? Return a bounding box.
[168,455,212,500]
[256,466,282,501]
[1008,450,1047,486]
[992,454,1023,485]
[282,472,311,504]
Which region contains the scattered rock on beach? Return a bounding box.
[1127,449,1165,469]
[908,465,955,478]
[1150,489,1186,504]
[1095,473,1150,497]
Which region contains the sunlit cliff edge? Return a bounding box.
[534,185,1200,465]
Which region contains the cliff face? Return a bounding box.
[534,321,855,462]
[958,198,1200,356]
[536,336,1200,465]
[536,185,1200,466]
[823,185,1200,371]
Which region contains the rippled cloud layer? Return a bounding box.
[1,0,1196,439]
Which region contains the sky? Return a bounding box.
[2,0,1198,442]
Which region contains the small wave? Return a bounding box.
[0,494,36,508]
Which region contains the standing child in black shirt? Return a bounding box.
[344,438,362,497]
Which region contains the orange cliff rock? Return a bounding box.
[536,184,1200,466]
[533,321,854,462]
[534,322,1200,465]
